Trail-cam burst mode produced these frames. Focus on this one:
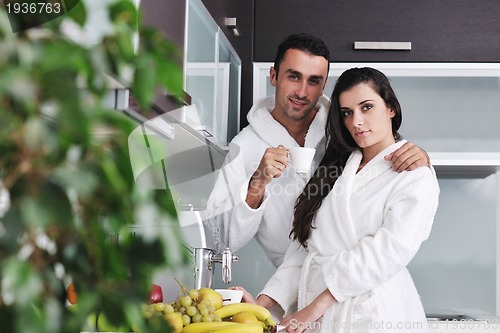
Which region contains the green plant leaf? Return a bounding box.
[109,0,138,27]
[0,2,185,332]
[53,163,99,197]
[3,259,43,307]
[64,0,87,27]
[20,179,74,228]
[132,55,156,108]
[101,156,129,195]
[156,58,183,97]
[38,41,88,74]
[57,106,91,149]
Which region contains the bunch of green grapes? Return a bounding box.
[143,288,222,328]
[173,288,222,325]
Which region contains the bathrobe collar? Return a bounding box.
[351,140,407,192]
[330,140,408,249]
[246,95,329,149]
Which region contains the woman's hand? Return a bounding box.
[228,286,256,304]
[229,286,278,310]
[280,289,335,333]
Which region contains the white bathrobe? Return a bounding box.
[203,95,329,268]
[261,140,440,332]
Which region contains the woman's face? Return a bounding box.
[339,82,396,157]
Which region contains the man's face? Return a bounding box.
[270,49,329,122]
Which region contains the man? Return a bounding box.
[204,33,429,269]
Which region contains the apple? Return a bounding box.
[148,284,163,304]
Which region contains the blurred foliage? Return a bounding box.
[0,1,186,332]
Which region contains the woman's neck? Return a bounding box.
[358,139,396,172]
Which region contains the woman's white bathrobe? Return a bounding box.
[204,95,329,268]
[260,141,440,332]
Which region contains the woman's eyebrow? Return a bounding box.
[358,99,374,105]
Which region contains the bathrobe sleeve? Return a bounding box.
[321,167,439,303]
[259,241,307,314]
[204,142,271,252]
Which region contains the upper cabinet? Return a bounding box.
[254,0,500,62]
[183,0,242,146]
[140,0,243,143]
[140,0,185,48]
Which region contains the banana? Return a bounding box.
[214,303,271,322]
[181,321,237,333]
[265,317,277,326]
[208,323,263,333]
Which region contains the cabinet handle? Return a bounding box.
[354,41,411,51]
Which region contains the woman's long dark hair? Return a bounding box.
[291,67,403,248]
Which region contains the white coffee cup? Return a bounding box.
[288,147,316,174]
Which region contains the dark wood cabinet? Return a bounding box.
[141,0,186,48]
[140,0,254,131]
[254,0,500,62]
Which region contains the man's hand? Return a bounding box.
[384,141,430,172]
[246,145,288,209]
[252,145,289,185]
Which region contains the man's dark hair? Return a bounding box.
[273,33,330,77]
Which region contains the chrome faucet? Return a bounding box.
[194,247,238,289]
[211,247,239,284]
[177,209,238,289]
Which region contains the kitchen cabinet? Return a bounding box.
[141,0,185,47]
[140,0,248,132]
[252,62,500,317]
[182,0,242,146]
[254,0,500,63]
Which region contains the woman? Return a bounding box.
[239,67,439,332]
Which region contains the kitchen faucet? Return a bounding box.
[128,110,238,290]
[177,209,239,289]
[194,247,238,289]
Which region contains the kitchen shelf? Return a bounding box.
[429,152,500,178]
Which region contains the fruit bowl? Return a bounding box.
[214,289,243,305]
